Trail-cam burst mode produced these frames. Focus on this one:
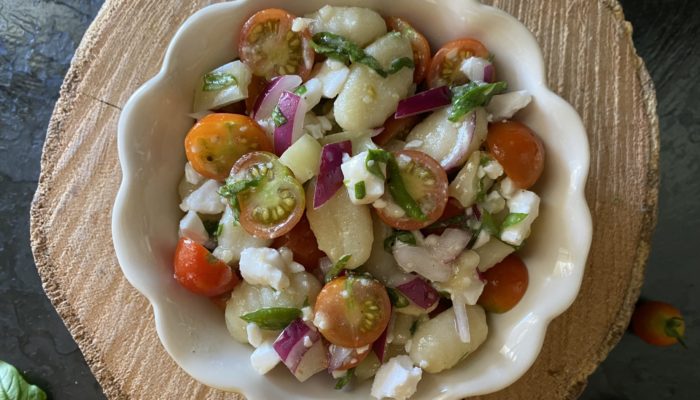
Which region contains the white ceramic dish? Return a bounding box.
[113,0,592,398]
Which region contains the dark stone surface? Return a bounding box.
[0,0,696,399]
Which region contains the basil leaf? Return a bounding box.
[365,149,391,179]
[448,81,507,122]
[383,230,416,252]
[0,360,47,400]
[501,213,528,229]
[293,85,308,95]
[480,209,499,235]
[354,181,366,200]
[311,32,414,78]
[271,105,287,127]
[334,367,355,390]
[386,156,427,221]
[325,254,352,283]
[203,71,237,91]
[386,287,410,308]
[240,307,301,330]
[219,174,265,220]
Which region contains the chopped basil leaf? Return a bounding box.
[271,105,287,127]
[386,287,410,308]
[354,181,366,200]
[334,367,355,390]
[501,213,528,229]
[240,307,301,330]
[219,174,264,221]
[302,297,310,308]
[325,254,352,283]
[311,32,414,78]
[480,210,499,235]
[476,178,487,203]
[203,71,237,91]
[293,85,308,95]
[386,155,427,221]
[448,81,507,122]
[479,153,493,166]
[365,149,391,179]
[0,360,47,400]
[383,230,416,252]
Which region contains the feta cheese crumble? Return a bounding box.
[486,90,532,122]
[500,190,540,246]
[370,355,422,400]
[239,247,305,290]
[178,210,209,244]
[314,59,350,98]
[179,179,225,214]
[184,162,204,185]
[250,341,280,375]
[341,150,386,205]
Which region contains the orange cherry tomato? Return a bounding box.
[184,113,272,181]
[485,120,545,189]
[386,17,432,84]
[426,38,491,88]
[477,254,528,313]
[229,152,305,239]
[271,215,326,270]
[373,114,423,146]
[314,275,391,348]
[173,238,239,297]
[238,8,314,81]
[631,301,686,347]
[376,150,448,230]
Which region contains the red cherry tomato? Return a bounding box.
[314,275,391,348]
[426,38,491,88]
[477,254,528,313]
[238,8,314,81]
[184,113,273,181]
[385,17,432,84]
[631,301,686,347]
[485,120,545,189]
[173,238,239,296]
[376,150,448,230]
[271,215,325,270]
[229,152,305,239]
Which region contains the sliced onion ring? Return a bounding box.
[395,276,440,309]
[252,75,302,121]
[273,92,308,155]
[313,141,352,209]
[395,86,452,119]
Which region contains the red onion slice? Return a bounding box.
[395,276,440,309]
[273,92,308,155]
[395,86,452,119]
[273,319,319,371]
[441,110,476,170]
[483,64,495,83]
[313,140,352,209]
[252,75,302,121]
[372,321,390,363]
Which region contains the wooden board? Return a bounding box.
[29,0,659,399]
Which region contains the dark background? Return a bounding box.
[0,0,698,399]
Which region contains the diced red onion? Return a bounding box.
[372,321,390,363]
[313,141,352,209]
[441,110,476,170]
[395,276,440,309]
[273,319,319,372]
[395,86,452,119]
[483,64,495,83]
[274,92,308,155]
[426,228,471,263]
[252,75,302,121]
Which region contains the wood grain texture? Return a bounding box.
[29,0,659,399]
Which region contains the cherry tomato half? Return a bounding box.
[230,152,305,239]
[386,17,432,84]
[376,150,448,230]
[184,113,272,181]
[271,215,326,270]
[173,238,239,297]
[426,38,491,88]
[373,114,423,146]
[314,275,391,348]
[631,301,686,347]
[485,120,545,189]
[477,254,528,313]
[238,8,315,81]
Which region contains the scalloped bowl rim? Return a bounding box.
[113,1,592,399]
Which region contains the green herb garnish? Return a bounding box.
[501,213,528,229]
[354,181,366,200]
[219,174,264,220]
[386,156,427,221]
[202,71,237,91]
[480,209,500,235]
[386,287,410,308]
[271,105,287,127]
[383,230,417,252]
[325,254,352,283]
[334,368,355,390]
[365,149,391,179]
[294,85,308,95]
[240,307,301,330]
[448,81,507,122]
[311,32,414,78]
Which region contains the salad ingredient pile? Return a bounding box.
[174,5,545,399]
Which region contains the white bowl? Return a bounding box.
[113,0,592,398]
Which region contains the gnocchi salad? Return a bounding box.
[175,5,544,400]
